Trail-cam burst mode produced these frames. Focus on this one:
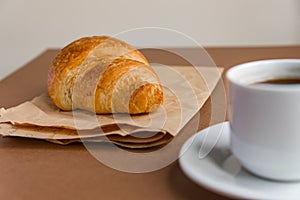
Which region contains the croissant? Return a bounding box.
[47,36,163,114]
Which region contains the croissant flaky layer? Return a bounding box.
[47,36,164,114]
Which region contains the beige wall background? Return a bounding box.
[0,0,299,79]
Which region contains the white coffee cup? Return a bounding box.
[227,59,300,181]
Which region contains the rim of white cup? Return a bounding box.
[226,59,300,92]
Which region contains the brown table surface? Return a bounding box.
[0,46,300,200]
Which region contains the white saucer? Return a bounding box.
[179,122,300,200]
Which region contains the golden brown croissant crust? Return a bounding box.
[47,36,163,114]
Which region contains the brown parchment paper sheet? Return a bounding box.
[0,66,223,146]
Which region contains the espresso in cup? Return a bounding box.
[227,59,300,181]
[254,78,300,85]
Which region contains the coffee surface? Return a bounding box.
[255,78,300,85]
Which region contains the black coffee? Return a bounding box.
[255,78,300,85]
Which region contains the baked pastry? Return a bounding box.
[47,36,163,114]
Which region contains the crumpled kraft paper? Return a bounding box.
[0,66,223,147]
